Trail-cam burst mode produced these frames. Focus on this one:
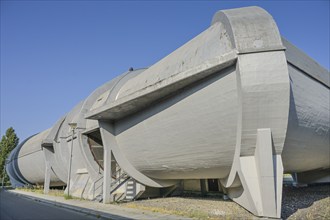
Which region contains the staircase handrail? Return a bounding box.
[92,175,103,199]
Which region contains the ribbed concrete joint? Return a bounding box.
[216,8,289,217]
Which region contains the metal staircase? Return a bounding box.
[125,178,136,200]
[110,171,130,194]
[92,166,131,202]
[92,176,103,202]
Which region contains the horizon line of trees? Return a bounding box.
[0,127,19,186]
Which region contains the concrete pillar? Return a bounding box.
[44,161,51,194]
[99,121,113,204]
[200,179,207,196]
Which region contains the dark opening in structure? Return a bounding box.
[207,179,219,192]
[87,129,104,170]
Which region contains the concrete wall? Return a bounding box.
[116,66,237,180]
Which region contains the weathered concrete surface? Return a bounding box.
[6,6,329,219]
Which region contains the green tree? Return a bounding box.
[0,127,19,185]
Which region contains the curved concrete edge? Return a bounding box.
[16,129,62,185]
[44,116,67,145]
[99,121,178,204]
[42,116,67,184]
[6,135,37,186]
[7,189,188,220]
[5,157,23,187]
[212,6,285,54]
[68,69,149,200]
[214,6,290,218]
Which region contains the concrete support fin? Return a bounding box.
[99,122,112,204]
[228,128,283,218]
[43,161,51,194]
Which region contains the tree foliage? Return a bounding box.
[0,127,19,183]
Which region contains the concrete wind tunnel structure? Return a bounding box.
[6,6,329,218]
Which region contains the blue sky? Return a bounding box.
[1,1,329,141]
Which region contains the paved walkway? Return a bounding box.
[8,189,190,220]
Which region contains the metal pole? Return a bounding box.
[67,128,75,196]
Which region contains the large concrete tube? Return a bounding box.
[6,6,329,218]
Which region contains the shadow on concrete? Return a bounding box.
[281,183,330,219]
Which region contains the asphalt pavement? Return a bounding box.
[0,189,119,220]
[0,189,188,220]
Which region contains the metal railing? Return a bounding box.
[92,166,130,201]
[110,172,130,194]
[92,176,103,200]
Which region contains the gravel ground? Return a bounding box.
[121,196,255,219]
[283,184,330,219]
[119,184,330,219]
